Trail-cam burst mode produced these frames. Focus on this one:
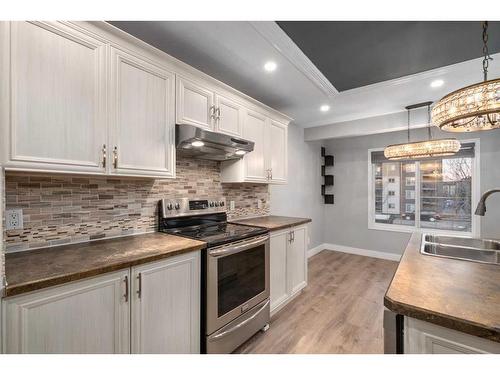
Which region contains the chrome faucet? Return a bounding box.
[474,189,500,216]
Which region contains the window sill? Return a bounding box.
[368,222,474,238]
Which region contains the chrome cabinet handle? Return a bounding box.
[270,168,273,180]
[209,105,216,119]
[124,275,129,302]
[216,107,221,121]
[292,230,295,242]
[137,273,142,298]
[101,144,106,168]
[113,146,118,169]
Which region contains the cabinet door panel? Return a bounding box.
[215,94,243,137]
[2,270,130,354]
[268,120,287,183]
[110,47,175,177]
[287,226,307,296]
[8,21,106,173]
[243,110,268,182]
[405,317,500,354]
[132,251,200,354]
[176,76,214,130]
[270,231,289,313]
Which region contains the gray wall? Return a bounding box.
[305,107,430,141]
[270,124,324,248]
[324,128,500,256]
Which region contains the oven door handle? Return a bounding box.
[208,235,269,258]
[208,300,270,341]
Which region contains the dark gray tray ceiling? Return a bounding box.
[277,21,500,91]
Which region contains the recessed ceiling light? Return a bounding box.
[264,61,277,72]
[430,79,444,88]
[191,140,204,147]
[320,104,330,112]
[235,150,246,155]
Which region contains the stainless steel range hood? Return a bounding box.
[176,124,254,161]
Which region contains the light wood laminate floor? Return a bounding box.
[235,250,398,354]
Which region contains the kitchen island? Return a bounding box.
[384,232,500,353]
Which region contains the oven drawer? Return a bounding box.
[206,299,270,354]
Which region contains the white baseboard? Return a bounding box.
[309,243,401,261]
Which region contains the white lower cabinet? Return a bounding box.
[131,251,200,354]
[2,251,201,354]
[2,270,131,354]
[270,225,308,314]
[404,317,500,354]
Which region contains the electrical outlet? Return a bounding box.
[257,200,262,209]
[229,201,235,211]
[6,208,23,230]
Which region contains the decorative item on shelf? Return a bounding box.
[321,147,334,204]
[431,21,500,132]
[384,102,461,160]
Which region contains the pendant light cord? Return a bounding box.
[427,104,432,140]
[407,108,411,143]
[482,21,493,81]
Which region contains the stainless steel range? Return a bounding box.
[158,197,270,354]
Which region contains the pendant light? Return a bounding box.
[431,21,500,132]
[384,102,461,160]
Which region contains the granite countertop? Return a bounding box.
[384,232,500,343]
[230,215,311,231]
[3,233,206,297]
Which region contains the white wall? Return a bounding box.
[323,127,500,256]
[270,124,324,248]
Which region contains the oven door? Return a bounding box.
[206,235,270,335]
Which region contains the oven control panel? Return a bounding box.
[160,197,226,218]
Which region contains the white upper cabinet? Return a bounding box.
[176,76,215,130]
[1,21,290,179]
[214,93,244,137]
[243,110,269,182]
[2,21,107,174]
[109,47,175,178]
[267,120,288,184]
[220,111,288,184]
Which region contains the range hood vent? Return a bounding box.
[175,124,254,161]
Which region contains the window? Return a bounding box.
[369,141,478,235]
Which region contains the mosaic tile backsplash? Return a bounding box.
[4,157,269,252]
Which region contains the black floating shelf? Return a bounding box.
[321,147,334,205]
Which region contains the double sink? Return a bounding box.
[421,234,500,265]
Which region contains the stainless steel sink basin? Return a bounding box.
[421,234,500,265]
[423,234,500,250]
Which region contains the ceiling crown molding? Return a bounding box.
[250,21,339,98]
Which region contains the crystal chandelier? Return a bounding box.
[431,21,500,132]
[384,102,461,160]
